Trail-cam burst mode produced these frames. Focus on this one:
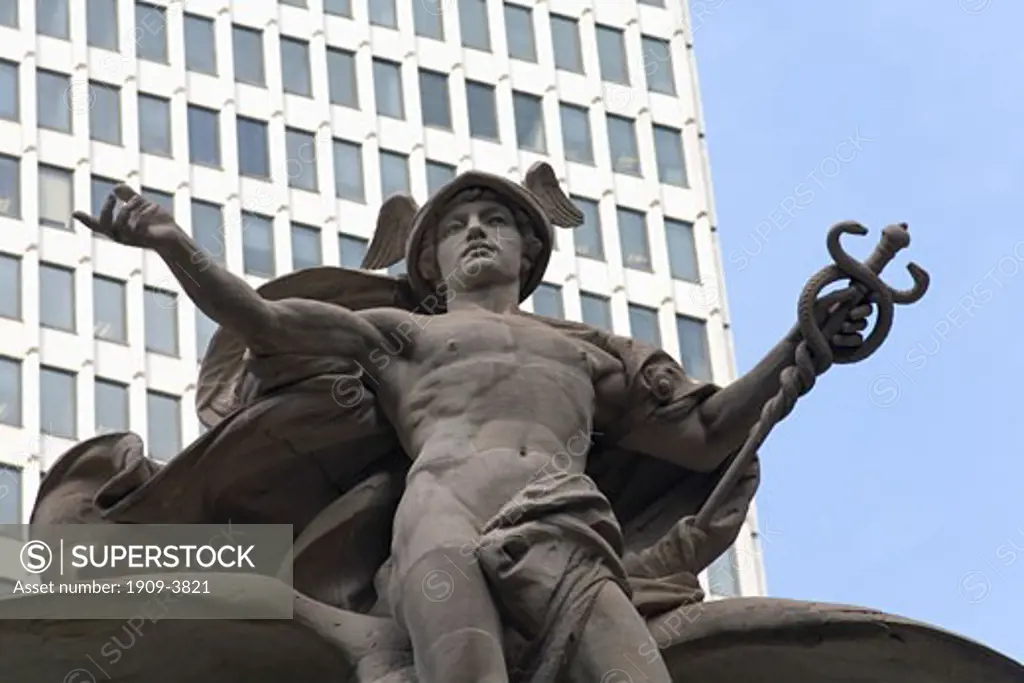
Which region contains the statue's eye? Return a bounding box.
[488,215,507,226]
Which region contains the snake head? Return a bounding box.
[880,223,912,253]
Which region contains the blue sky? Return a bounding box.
[692,0,1023,661]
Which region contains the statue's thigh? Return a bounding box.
[391,480,480,576]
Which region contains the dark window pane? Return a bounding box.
[334,139,365,201]
[373,59,404,119]
[237,117,270,177]
[138,94,172,155]
[550,15,582,73]
[580,293,611,331]
[40,366,76,438]
[242,213,275,277]
[531,283,563,318]
[280,38,312,96]
[0,60,17,121]
[141,187,174,215]
[368,0,396,27]
[0,155,18,217]
[379,150,409,198]
[89,82,122,144]
[232,26,265,86]
[38,165,72,229]
[413,0,443,39]
[596,26,629,84]
[291,223,322,271]
[426,161,455,195]
[37,70,71,132]
[195,309,216,361]
[628,304,660,346]
[654,125,688,187]
[135,2,168,63]
[608,115,641,175]
[0,254,20,320]
[505,4,536,62]
[95,379,129,434]
[665,218,699,282]
[676,315,711,381]
[39,263,75,331]
[642,36,675,95]
[144,286,179,355]
[560,104,592,164]
[184,14,217,75]
[513,92,545,152]
[36,0,68,38]
[146,391,181,462]
[0,357,22,427]
[0,0,18,28]
[459,0,490,51]
[87,0,118,50]
[324,0,352,17]
[572,196,603,260]
[339,235,367,269]
[327,48,358,108]
[90,176,118,218]
[0,464,20,526]
[420,70,451,129]
[188,105,221,166]
[617,207,651,271]
[190,200,225,265]
[286,128,318,191]
[93,275,127,342]
[466,81,498,140]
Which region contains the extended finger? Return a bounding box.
[848,304,873,321]
[841,319,868,334]
[113,196,144,236]
[71,210,100,232]
[113,184,140,204]
[831,333,862,348]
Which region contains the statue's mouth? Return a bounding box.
[462,242,497,258]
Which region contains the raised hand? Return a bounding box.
[72,184,180,249]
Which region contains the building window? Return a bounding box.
[676,315,712,381]
[707,548,740,597]
[413,0,443,39]
[368,0,397,28]
[419,70,452,130]
[184,14,217,75]
[39,263,75,332]
[373,58,404,119]
[187,105,221,167]
[629,305,661,346]
[280,0,306,6]
[0,60,17,121]
[87,0,118,50]
[617,208,652,271]
[280,37,312,97]
[141,187,174,216]
[190,200,225,265]
[36,0,69,39]
[327,48,359,108]
[642,36,676,95]
[580,293,612,331]
[531,283,564,318]
[0,464,20,528]
[666,219,699,282]
[504,4,536,62]
[459,0,490,51]
[232,26,265,86]
[38,165,73,229]
[40,366,76,438]
[237,116,270,178]
[90,176,118,218]
[95,378,129,434]
[195,309,216,361]
[324,0,352,17]
[291,223,322,271]
[379,150,410,198]
[426,161,455,196]
[0,357,21,426]
[560,104,593,164]
[37,69,72,133]
[89,82,122,145]
[242,213,275,277]
[466,81,499,141]
[639,0,665,5]
[0,1,17,28]
[513,92,545,153]
[339,235,367,269]
[138,94,172,155]
[596,26,629,84]
[550,15,583,73]
[607,115,641,176]
[334,139,365,202]
[135,2,168,63]
[0,155,17,217]
[147,391,181,462]
[572,196,603,260]
[144,286,179,356]
[0,254,20,320]
[93,275,127,343]
[653,125,689,187]
[286,128,318,191]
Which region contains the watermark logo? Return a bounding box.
[21,540,53,574]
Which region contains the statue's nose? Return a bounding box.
[466,222,486,239]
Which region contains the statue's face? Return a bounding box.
[434,198,523,292]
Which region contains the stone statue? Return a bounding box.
[3,163,1021,683]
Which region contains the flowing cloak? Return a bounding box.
[29,267,760,676]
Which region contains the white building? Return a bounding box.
[0,0,764,598]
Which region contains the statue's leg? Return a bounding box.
[390,484,509,683]
[569,583,672,683]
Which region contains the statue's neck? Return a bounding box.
[446,285,520,314]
